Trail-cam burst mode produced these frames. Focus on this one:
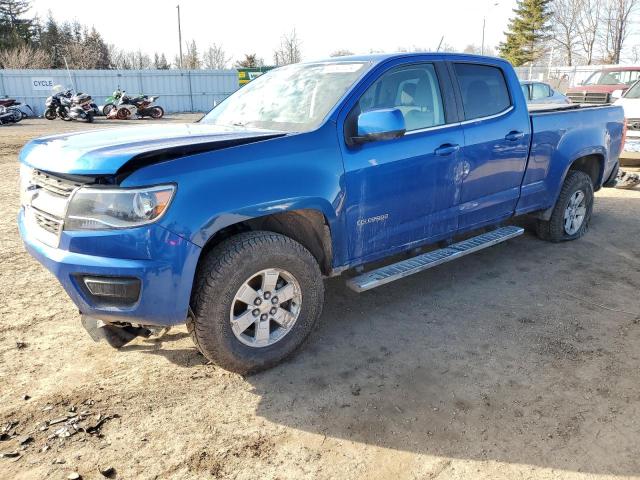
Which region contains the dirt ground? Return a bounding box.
[1,116,639,480]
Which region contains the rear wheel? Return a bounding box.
[189,231,324,374]
[150,106,164,119]
[536,170,594,242]
[116,108,130,120]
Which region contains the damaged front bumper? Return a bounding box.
[18,209,201,327]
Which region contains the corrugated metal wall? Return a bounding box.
[0,69,239,115]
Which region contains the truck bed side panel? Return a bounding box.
[516,105,624,216]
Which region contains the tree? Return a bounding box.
[273,29,302,66]
[577,0,602,64]
[0,43,48,68]
[330,49,354,57]
[600,0,638,64]
[203,43,230,69]
[551,0,582,65]
[499,0,553,66]
[153,52,169,69]
[0,0,36,48]
[235,53,263,68]
[83,27,110,68]
[183,39,201,69]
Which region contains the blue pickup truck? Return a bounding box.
[18,53,624,373]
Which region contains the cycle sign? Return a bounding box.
[31,78,55,90]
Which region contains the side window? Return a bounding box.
[454,63,511,120]
[531,82,551,100]
[356,63,446,131]
[520,83,531,100]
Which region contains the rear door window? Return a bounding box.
[454,63,511,120]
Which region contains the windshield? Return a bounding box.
[200,62,368,132]
[624,80,640,99]
[584,69,640,86]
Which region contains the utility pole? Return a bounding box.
[176,4,183,69]
[482,2,499,56]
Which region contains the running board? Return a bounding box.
[346,226,524,292]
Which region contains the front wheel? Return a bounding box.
[85,112,94,123]
[102,104,115,116]
[536,170,594,242]
[44,109,57,120]
[188,231,324,374]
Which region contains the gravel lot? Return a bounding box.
[1,116,639,480]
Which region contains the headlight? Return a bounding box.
[19,164,34,207]
[64,185,175,230]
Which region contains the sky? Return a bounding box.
[28,0,516,64]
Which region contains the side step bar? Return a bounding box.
[346,226,524,292]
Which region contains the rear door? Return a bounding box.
[450,61,531,229]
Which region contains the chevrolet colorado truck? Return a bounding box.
[18,54,624,373]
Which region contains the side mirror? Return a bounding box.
[611,89,623,99]
[352,108,406,144]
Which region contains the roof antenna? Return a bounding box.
[436,36,444,52]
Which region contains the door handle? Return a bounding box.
[434,144,460,156]
[505,130,524,141]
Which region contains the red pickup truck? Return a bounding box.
[566,66,640,104]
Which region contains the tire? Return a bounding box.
[536,170,594,242]
[9,109,22,123]
[103,104,115,116]
[150,106,164,119]
[189,231,324,374]
[44,109,56,120]
[116,108,130,120]
[85,112,94,123]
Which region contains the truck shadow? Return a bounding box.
[242,194,640,476]
[130,194,640,475]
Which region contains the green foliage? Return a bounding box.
[499,0,553,66]
[0,0,36,49]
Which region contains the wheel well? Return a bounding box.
[568,154,603,189]
[199,209,333,275]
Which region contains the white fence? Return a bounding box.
[0,69,240,116]
[514,64,640,92]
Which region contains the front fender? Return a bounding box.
[122,123,348,266]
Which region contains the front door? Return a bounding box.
[340,61,465,263]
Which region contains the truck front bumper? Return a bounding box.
[18,209,201,326]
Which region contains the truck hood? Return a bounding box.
[19,123,286,175]
[565,84,627,94]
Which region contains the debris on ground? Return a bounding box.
[0,401,119,464]
[616,169,640,189]
[15,341,27,349]
[99,465,116,478]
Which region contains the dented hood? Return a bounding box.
[19,123,285,175]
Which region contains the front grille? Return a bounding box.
[33,208,63,235]
[566,92,610,104]
[32,170,83,197]
[628,118,640,131]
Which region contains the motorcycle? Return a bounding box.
[105,88,164,120]
[44,89,95,122]
[0,105,17,125]
[0,97,33,122]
